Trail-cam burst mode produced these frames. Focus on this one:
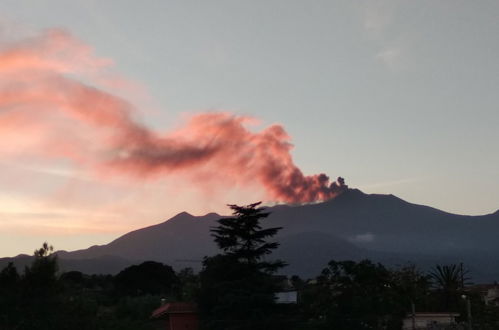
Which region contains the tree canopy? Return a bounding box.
[114,261,178,297]
[210,202,284,269]
[199,202,286,330]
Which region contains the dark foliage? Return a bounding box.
[211,202,282,267]
[0,262,20,327]
[2,237,499,330]
[199,202,286,330]
[297,260,431,330]
[430,263,471,311]
[0,243,169,330]
[17,243,62,330]
[323,260,402,329]
[177,267,200,301]
[114,261,178,297]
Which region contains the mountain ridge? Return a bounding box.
[2,189,499,281]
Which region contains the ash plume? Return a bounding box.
[0,29,347,204]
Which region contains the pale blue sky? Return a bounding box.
[0,0,498,256]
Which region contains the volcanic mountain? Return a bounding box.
[2,189,499,281]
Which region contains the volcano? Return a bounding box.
[2,189,499,281]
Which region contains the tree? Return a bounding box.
[0,262,21,328]
[18,242,61,330]
[430,264,470,291]
[24,242,58,288]
[211,202,284,270]
[199,202,286,330]
[114,261,178,297]
[391,264,431,313]
[177,267,199,301]
[307,259,404,330]
[430,263,470,310]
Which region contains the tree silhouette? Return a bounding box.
[177,267,199,301]
[430,263,470,310]
[391,264,431,310]
[312,259,402,330]
[199,202,285,330]
[0,262,21,328]
[210,202,285,271]
[24,242,58,288]
[114,261,178,297]
[17,242,61,330]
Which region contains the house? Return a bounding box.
[467,283,499,306]
[151,302,199,330]
[275,290,298,304]
[402,313,460,329]
[273,275,298,304]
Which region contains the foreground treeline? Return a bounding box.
[0,242,193,330]
[2,203,499,330]
[296,261,499,329]
[4,256,499,330]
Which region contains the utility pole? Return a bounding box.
[462,295,472,330]
[460,262,465,289]
[411,301,416,330]
[466,297,472,330]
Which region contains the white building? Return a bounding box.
[274,290,298,304]
[402,313,460,330]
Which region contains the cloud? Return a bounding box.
[0,160,94,181]
[348,232,375,243]
[362,0,397,38]
[0,193,125,234]
[360,1,410,72]
[0,29,346,204]
[376,46,406,71]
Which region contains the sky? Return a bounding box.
[0,0,498,257]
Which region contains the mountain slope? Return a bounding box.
[266,189,499,254]
[3,189,499,280]
[57,212,220,265]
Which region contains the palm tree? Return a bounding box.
[430,263,470,310]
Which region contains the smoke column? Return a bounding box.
[0,29,347,204]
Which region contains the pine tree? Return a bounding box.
[199,202,286,330]
[210,202,285,271]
